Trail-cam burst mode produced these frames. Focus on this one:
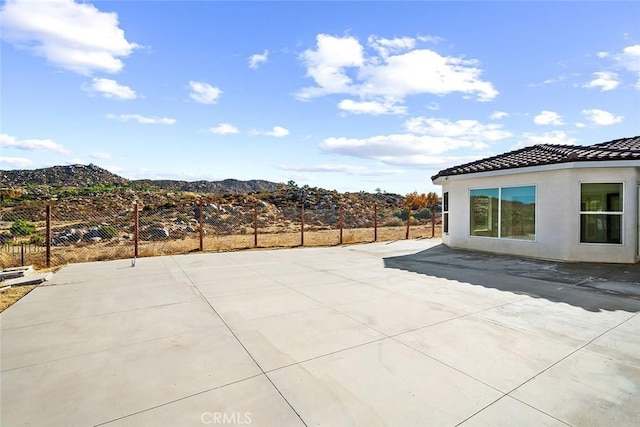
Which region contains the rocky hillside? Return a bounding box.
[132,178,278,194]
[1,164,129,187]
[0,164,279,194]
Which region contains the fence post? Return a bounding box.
[405,208,411,240]
[134,203,139,258]
[339,205,343,245]
[21,243,25,266]
[374,204,378,242]
[199,199,204,251]
[46,205,51,268]
[300,204,305,246]
[253,200,258,247]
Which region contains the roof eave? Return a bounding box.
[431,159,640,184]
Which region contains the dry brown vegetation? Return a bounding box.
[1,285,37,313]
[1,225,441,269]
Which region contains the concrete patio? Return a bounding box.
[1,240,639,426]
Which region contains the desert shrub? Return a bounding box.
[414,208,432,220]
[175,214,191,223]
[383,217,403,227]
[29,235,45,245]
[10,219,36,236]
[98,225,118,239]
[393,208,410,221]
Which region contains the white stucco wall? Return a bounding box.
[437,165,639,263]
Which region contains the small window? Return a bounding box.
[443,192,449,234]
[580,183,623,244]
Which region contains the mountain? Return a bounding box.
[1,164,129,187]
[0,164,279,194]
[132,179,278,194]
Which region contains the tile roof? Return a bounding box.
[432,135,640,181]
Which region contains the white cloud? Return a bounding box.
[249,50,268,69]
[188,81,222,104]
[575,122,586,128]
[320,132,497,168]
[368,35,416,57]
[528,74,567,87]
[582,109,624,126]
[209,123,239,135]
[338,99,406,115]
[88,77,136,100]
[67,158,87,165]
[533,110,564,126]
[321,133,493,168]
[583,71,620,91]
[515,131,578,149]
[297,33,498,111]
[490,111,509,120]
[298,34,364,99]
[0,133,70,154]
[404,117,512,141]
[322,134,460,156]
[0,156,33,167]
[426,102,440,111]
[89,151,112,160]
[617,44,640,72]
[278,164,404,177]
[378,154,489,168]
[1,0,139,75]
[417,34,444,44]
[325,118,509,167]
[596,51,610,59]
[106,113,176,125]
[263,126,289,137]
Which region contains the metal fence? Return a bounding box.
[1,196,440,269]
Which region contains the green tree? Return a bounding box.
[10,219,36,237]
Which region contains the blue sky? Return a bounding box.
[1,0,639,194]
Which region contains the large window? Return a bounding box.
[580,183,623,244]
[470,186,535,240]
[470,188,499,237]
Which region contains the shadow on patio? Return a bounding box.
[383,244,640,313]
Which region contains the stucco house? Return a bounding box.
[431,136,640,263]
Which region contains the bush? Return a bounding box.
[10,219,36,236]
[29,235,45,245]
[383,217,404,227]
[414,208,432,220]
[98,225,118,239]
[393,208,410,221]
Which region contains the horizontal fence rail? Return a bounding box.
[1,196,441,269]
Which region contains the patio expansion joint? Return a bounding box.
[93,373,266,427]
[0,322,227,374]
[0,300,199,332]
[453,394,573,427]
[494,311,640,423]
[261,266,534,397]
[167,255,309,427]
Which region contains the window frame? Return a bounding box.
[442,191,449,234]
[579,182,624,246]
[469,185,537,241]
